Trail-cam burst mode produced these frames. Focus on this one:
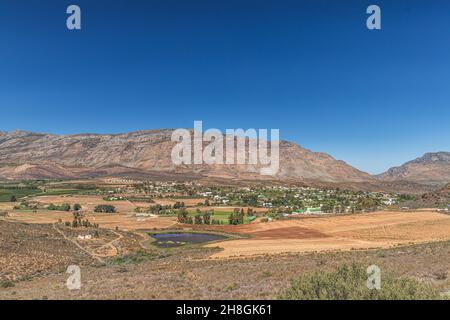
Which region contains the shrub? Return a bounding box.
[0,280,15,288]
[60,203,71,211]
[279,263,442,300]
[48,203,71,211]
[111,250,169,265]
[73,203,82,211]
[94,205,116,213]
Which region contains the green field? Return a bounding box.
[0,185,96,202]
[0,188,42,202]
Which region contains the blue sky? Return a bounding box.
[0,0,449,174]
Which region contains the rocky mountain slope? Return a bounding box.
[0,130,372,183]
[376,152,450,186]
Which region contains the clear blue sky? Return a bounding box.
[0,0,449,174]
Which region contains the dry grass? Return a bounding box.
[2,238,450,300]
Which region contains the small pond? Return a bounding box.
[150,232,227,248]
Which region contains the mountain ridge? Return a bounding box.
[376,152,450,185]
[0,129,371,183]
[0,130,448,191]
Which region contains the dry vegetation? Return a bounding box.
[0,220,96,282]
[1,236,450,299]
[1,190,449,299]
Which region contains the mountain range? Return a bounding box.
[0,130,448,192]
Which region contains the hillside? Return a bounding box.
[0,130,372,183]
[377,152,450,186]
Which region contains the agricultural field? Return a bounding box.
[0,187,42,202]
[206,211,450,258]
[1,179,449,300]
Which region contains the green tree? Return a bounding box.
[194,214,203,225]
[228,211,244,225]
[203,211,211,225]
[177,208,189,223]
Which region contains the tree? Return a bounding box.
[228,211,244,225]
[177,208,189,223]
[10,195,17,203]
[173,201,185,209]
[321,204,333,213]
[203,211,211,225]
[194,214,203,225]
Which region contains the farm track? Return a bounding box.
[52,224,106,263]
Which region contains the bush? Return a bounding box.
[0,280,15,288]
[94,205,116,213]
[47,203,71,211]
[73,203,82,211]
[111,250,169,265]
[279,264,442,300]
[60,203,71,211]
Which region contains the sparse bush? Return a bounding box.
[279,264,442,300]
[111,250,169,265]
[0,280,15,288]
